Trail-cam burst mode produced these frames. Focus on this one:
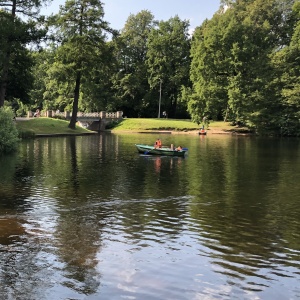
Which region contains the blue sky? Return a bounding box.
[43,0,221,32]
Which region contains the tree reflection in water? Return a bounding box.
[0,134,300,300]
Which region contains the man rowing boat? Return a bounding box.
[154,138,162,148]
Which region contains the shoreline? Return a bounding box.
[33,129,252,137]
[16,117,253,137]
[108,128,252,136]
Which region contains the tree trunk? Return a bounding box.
[224,105,229,122]
[0,51,11,107]
[0,72,8,107]
[68,71,81,129]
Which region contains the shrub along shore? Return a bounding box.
[15,117,251,138]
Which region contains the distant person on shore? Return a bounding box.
[34,109,40,117]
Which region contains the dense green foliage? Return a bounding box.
[147,16,191,118]
[111,10,156,118]
[0,0,47,107]
[187,0,299,135]
[0,107,19,153]
[0,0,299,135]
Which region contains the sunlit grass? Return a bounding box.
[16,118,93,135]
[111,118,239,132]
[112,118,198,131]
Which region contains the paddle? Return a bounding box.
[144,147,155,155]
[145,145,163,154]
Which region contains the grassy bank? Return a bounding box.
[111,118,246,133]
[15,117,249,137]
[16,118,94,138]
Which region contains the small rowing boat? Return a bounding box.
[135,144,187,157]
[198,129,207,135]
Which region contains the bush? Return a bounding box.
[105,119,121,129]
[0,107,19,154]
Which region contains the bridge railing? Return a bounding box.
[28,111,123,119]
[77,112,101,118]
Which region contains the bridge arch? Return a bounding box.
[27,110,123,131]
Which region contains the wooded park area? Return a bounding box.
[0,0,299,135]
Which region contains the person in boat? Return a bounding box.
[154,139,162,148]
[198,124,206,135]
[175,145,182,151]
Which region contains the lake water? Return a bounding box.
[1,132,300,300]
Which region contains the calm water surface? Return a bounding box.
[0,133,300,300]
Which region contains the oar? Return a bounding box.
[144,147,154,154]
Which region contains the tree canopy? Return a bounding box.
[49,0,111,128]
[0,0,47,106]
[147,16,191,118]
[187,0,299,135]
[1,0,299,135]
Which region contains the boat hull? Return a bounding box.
[135,144,186,157]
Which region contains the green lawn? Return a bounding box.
[16,117,93,136]
[110,118,198,131]
[111,118,240,132]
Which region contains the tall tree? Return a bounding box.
[189,15,231,124]
[0,0,47,107]
[147,16,191,118]
[42,41,116,114]
[78,40,117,112]
[273,1,300,135]
[29,48,56,111]
[112,10,156,117]
[188,0,296,132]
[52,0,111,129]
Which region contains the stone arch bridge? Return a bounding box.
[28,111,123,131]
